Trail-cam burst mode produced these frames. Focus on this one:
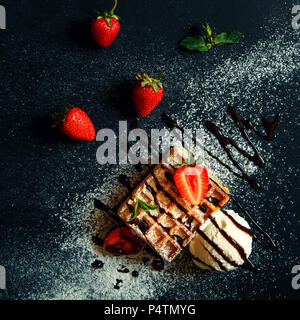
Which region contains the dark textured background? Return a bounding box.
[0,0,299,300]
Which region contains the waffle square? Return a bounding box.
[117,148,230,262]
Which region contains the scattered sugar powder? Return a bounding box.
[26,15,299,299]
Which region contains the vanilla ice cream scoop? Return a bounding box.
[189,209,253,272]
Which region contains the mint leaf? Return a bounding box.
[180,36,211,52]
[145,203,159,210]
[201,21,212,37]
[180,23,241,52]
[214,31,242,45]
[129,198,158,221]
[129,201,139,221]
[138,198,158,211]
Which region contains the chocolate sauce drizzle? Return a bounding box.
[161,113,258,189]
[221,209,253,237]
[191,251,220,272]
[205,121,262,190]
[162,110,280,191]
[228,106,280,141]
[210,178,278,251]
[194,213,259,273]
[208,215,259,272]
[117,266,130,273]
[206,107,280,189]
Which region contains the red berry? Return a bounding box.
[91,17,120,47]
[132,73,164,117]
[104,227,142,255]
[51,106,95,141]
[174,165,209,206]
[91,1,120,47]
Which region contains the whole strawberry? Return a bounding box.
[132,73,164,117]
[91,0,120,47]
[51,105,95,141]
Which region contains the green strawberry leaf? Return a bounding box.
[105,17,111,27]
[153,82,159,93]
[180,36,211,52]
[213,31,242,45]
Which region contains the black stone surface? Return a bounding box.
[0,0,299,300]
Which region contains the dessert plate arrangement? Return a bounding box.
[1,0,299,300]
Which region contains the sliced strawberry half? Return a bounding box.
[174,165,209,206]
[103,227,142,255]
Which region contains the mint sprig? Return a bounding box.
[129,197,158,221]
[180,22,241,52]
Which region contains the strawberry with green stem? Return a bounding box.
[91,0,120,47]
[132,73,164,117]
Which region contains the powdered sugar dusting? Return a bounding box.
[23,14,300,300]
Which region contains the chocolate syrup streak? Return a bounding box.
[162,112,280,191]
[161,113,259,189]
[210,178,278,251]
[94,199,123,225]
[228,106,280,141]
[193,243,227,272]
[206,107,280,190]
[221,209,253,237]
[145,180,186,247]
[91,259,104,269]
[114,279,123,289]
[197,228,239,268]
[208,215,260,272]
[205,121,262,190]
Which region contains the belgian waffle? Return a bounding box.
[117,147,230,262]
